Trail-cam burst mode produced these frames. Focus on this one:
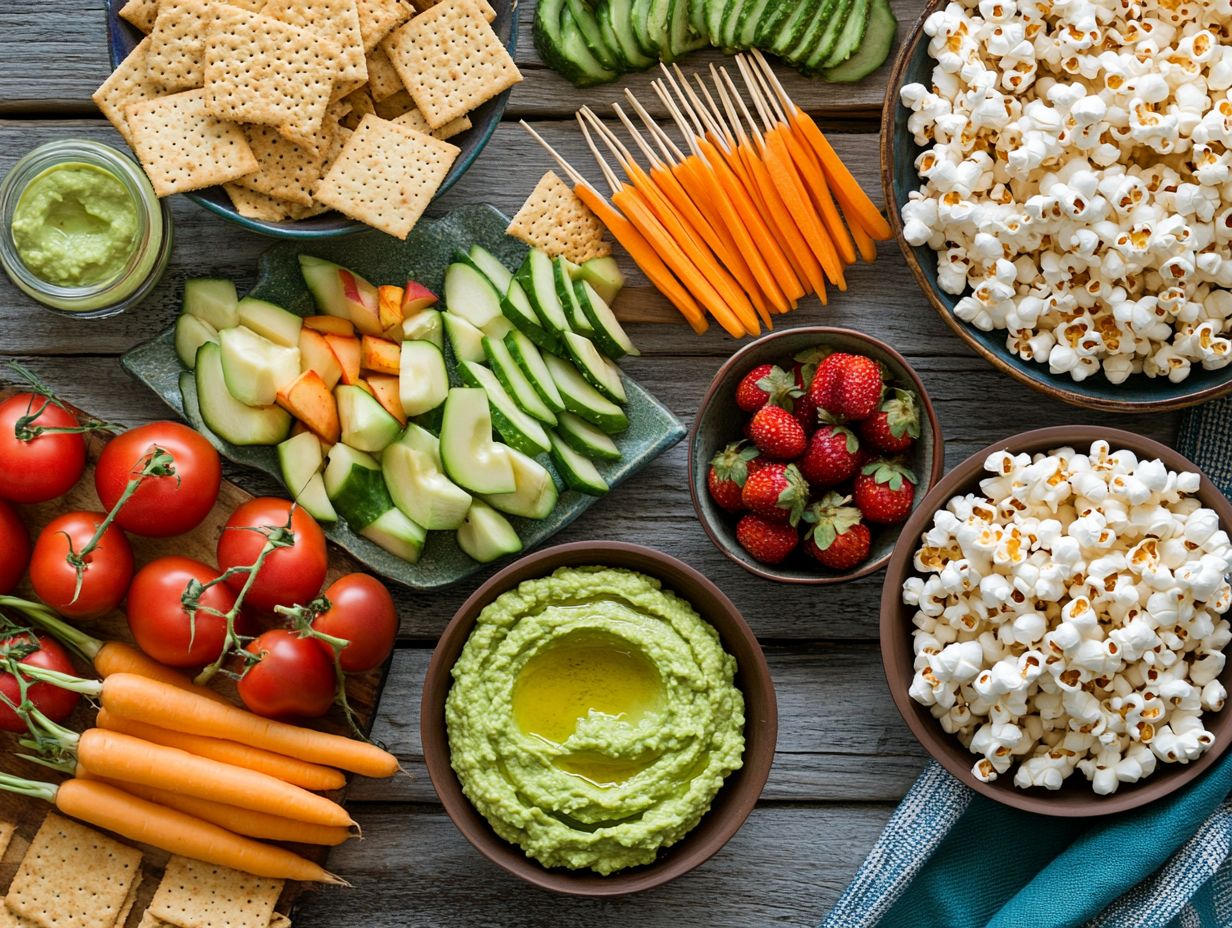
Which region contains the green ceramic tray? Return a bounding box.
[121,204,686,590]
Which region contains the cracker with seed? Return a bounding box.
[391,106,470,139]
[126,88,259,196]
[145,0,237,91]
[508,170,612,263]
[202,6,340,143]
[5,814,142,928]
[356,0,411,51]
[92,38,162,145]
[264,0,367,94]
[382,0,520,129]
[365,43,404,101]
[119,0,161,33]
[148,857,281,928]
[315,114,458,239]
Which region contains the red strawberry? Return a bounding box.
[707,441,760,512]
[809,352,885,422]
[736,364,799,413]
[793,392,821,435]
[740,462,809,525]
[803,493,871,569]
[853,460,918,525]
[747,405,806,460]
[798,425,861,487]
[735,514,799,565]
[858,388,921,454]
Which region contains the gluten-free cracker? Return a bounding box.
[93,39,162,145]
[145,0,236,91]
[364,44,404,101]
[314,114,458,239]
[382,0,520,129]
[356,0,411,51]
[507,170,612,263]
[264,0,367,94]
[126,88,259,196]
[148,857,282,928]
[118,0,161,33]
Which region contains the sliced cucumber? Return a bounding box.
[277,431,338,522]
[578,256,625,304]
[561,4,621,86]
[516,248,571,341]
[786,0,839,63]
[563,331,627,403]
[736,0,776,47]
[175,314,218,370]
[324,443,390,527]
[819,0,871,68]
[382,426,473,530]
[442,311,487,364]
[504,330,566,413]
[401,308,445,350]
[595,0,629,68]
[195,342,292,446]
[533,0,583,84]
[604,0,654,68]
[631,0,659,58]
[483,337,558,425]
[178,371,205,432]
[754,0,800,48]
[645,0,673,55]
[717,0,746,51]
[768,0,820,56]
[566,0,620,70]
[444,262,505,332]
[821,0,894,81]
[360,507,426,563]
[556,411,622,462]
[804,0,855,70]
[337,383,402,452]
[549,431,610,496]
[237,297,302,348]
[574,280,638,359]
[439,388,517,494]
[183,278,238,331]
[482,448,559,520]
[457,500,523,563]
[467,244,515,293]
[399,340,449,417]
[555,257,595,335]
[501,278,556,352]
[457,361,552,456]
[666,0,708,58]
[218,326,301,407]
[545,354,629,434]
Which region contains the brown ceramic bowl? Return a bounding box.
[688,326,945,585]
[421,541,778,895]
[881,425,1232,815]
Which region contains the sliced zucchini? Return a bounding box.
[820,0,895,81]
[277,431,338,522]
[175,314,218,370]
[324,443,390,527]
[549,431,610,496]
[237,297,302,348]
[466,244,515,293]
[442,311,488,364]
[439,388,517,494]
[457,500,523,563]
[563,331,627,403]
[401,308,445,350]
[337,383,402,452]
[382,426,473,530]
[544,354,629,434]
[360,508,426,563]
[194,342,292,446]
[574,280,639,358]
[218,326,301,407]
[483,337,558,425]
[457,361,552,457]
[556,411,622,462]
[183,278,238,331]
[399,340,449,417]
[501,278,557,352]
[516,248,571,340]
[482,448,559,520]
[504,330,566,413]
[444,262,505,332]
[555,257,595,335]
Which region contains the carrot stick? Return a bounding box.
[76,729,354,828]
[792,110,893,240]
[772,124,857,268]
[96,709,346,792]
[849,216,879,263]
[764,128,848,288]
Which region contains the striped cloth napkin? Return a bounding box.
[821,398,1232,928]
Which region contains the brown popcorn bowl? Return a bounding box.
[421,541,778,895]
[880,425,1232,815]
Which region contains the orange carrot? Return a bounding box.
[96,709,346,793]
[92,642,230,704]
[791,110,893,240]
[76,730,354,828]
[763,128,848,288]
[774,124,857,269]
[849,216,879,263]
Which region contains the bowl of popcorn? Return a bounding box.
[881,426,1232,814]
[882,0,1232,413]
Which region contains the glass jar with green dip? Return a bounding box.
[0,139,172,318]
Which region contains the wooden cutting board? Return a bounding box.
[0,386,395,922]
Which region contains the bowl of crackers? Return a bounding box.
[98,0,520,239]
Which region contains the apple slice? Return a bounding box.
[401,280,439,317]
[378,285,405,338]
[324,333,361,385]
[365,374,407,426]
[303,315,355,337]
[361,335,401,375]
[299,328,343,390]
[277,370,341,444]
[299,255,383,336]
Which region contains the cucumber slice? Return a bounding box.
[237,297,302,348]
[483,337,558,425]
[195,342,292,446]
[563,331,627,403]
[399,340,449,417]
[821,0,894,80]
[324,443,390,527]
[516,249,571,342]
[704,0,726,47]
[360,508,426,563]
[574,280,639,359]
[175,314,217,370]
[382,427,473,530]
[442,312,487,364]
[819,0,871,68]
[786,0,839,63]
[631,0,659,57]
[337,383,402,452]
[218,326,301,407]
[578,256,625,304]
[556,411,622,462]
[457,500,523,563]
[736,0,776,47]
[466,244,515,293]
[688,0,707,41]
[545,354,628,434]
[804,0,854,70]
[457,361,552,456]
[504,330,566,413]
[754,0,800,48]
[482,448,559,520]
[178,371,205,431]
[277,432,338,522]
[554,257,595,335]
[604,0,654,68]
[439,388,517,494]
[666,0,708,58]
[401,308,445,350]
[768,0,820,56]
[444,262,505,332]
[534,0,583,84]
[500,278,556,352]
[595,0,629,68]
[566,0,621,70]
[645,0,673,55]
[548,431,610,496]
[561,4,622,86]
[183,278,238,331]
[717,0,746,51]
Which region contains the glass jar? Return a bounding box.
[0,139,173,318]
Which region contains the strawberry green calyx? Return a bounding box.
[756,366,802,410]
[833,425,859,453]
[861,460,918,491]
[803,492,863,551]
[881,389,921,439]
[792,346,832,384]
[710,441,760,486]
[777,464,810,526]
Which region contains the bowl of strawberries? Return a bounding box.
[689,327,946,584]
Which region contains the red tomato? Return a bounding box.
[94,422,221,537]
[0,633,80,732]
[0,393,86,503]
[216,498,327,613]
[0,499,30,594]
[29,512,134,621]
[311,573,397,673]
[126,556,237,668]
[238,629,336,719]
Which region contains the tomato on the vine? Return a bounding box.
[216,499,327,614]
[311,573,397,673]
[0,393,87,503]
[238,629,336,719]
[95,422,221,537]
[0,499,30,595]
[28,512,133,620]
[126,556,237,668]
[0,633,79,732]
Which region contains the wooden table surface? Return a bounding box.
[0,2,1180,924]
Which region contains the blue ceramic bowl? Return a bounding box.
[881,0,1232,413]
[103,0,518,239]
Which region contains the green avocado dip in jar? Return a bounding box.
[0,140,172,318]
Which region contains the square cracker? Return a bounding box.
[0,903,40,928]
[126,88,259,196]
[5,814,142,928]
[507,170,612,263]
[235,122,336,205]
[92,38,162,146]
[391,106,470,140]
[365,44,404,102]
[372,88,415,120]
[315,114,458,239]
[264,0,367,92]
[148,857,281,928]
[356,0,411,52]
[118,0,161,33]
[113,875,141,928]
[202,6,341,144]
[225,127,348,220]
[382,0,520,129]
[145,0,236,92]
[410,0,495,16]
